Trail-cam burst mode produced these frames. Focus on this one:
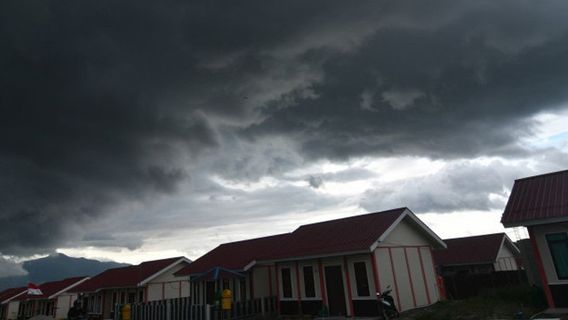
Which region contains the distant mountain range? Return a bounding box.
[0,253,129,291]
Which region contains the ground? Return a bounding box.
[400,285,550,320]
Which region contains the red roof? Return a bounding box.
[19,277,88,300]
[177,208,409,276]
[271,207,407,260]
[73,257,185,293]
[175,234,291,276]
[501,169,568,227]
[433,233,509,267]
[0,287,26,303]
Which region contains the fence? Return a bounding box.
[113,296,278,320]
[443,270,528,299]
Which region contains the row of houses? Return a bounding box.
[1,169,566,319]
[1,208,446,319]
[0,258,192,320]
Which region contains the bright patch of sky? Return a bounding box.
[525,107,568,150]
[56,108,568,264]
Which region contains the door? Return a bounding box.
[325,265,347,316]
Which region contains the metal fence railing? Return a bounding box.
[113,296,277,320]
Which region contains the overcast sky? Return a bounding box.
[1,0,568,275]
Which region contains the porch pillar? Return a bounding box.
[342,257,354,317]
[528,227,555,308]
[295,261,302,314]
[317,259,327,307]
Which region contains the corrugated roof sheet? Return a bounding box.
[501,169,568,227]
[433,233,506,267]
[177,208,407,276]
[175,234,292,276]
[73,256,184,293]
[0,287,26,303]
[271,207,406,260]
[19,277,88,300]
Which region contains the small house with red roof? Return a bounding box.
[72,256,191,319]
[176,207,446,317]
[501,169,568,309]
[0,287,27,320]
[433,233,520,276]
[16,276,89,320]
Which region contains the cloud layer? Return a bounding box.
[1,0,568,260]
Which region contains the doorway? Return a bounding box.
[206,281,216,305]
[324,265,347,316]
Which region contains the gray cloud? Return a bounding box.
[360,151,568,213]
[1,0,568,256]
[308,176,324,189]
[0,257,27,278]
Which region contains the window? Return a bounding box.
[303,266,316,298]
[281,268,293,298]
[353,262,370,296]
[546,233,568,280]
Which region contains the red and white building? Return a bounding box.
[433,233,521,276]
[176,207,446,317]
[501,169,568,309]
[16,277,89,320]
[0,287,27,320]
[72,256,191,319]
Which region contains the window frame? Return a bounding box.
[546,232,568,280]
[302,265,316,298]
[280,267,294,299]
[353,261,371,297]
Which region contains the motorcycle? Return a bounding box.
[377,285,399,319]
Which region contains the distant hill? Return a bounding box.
[0,253,129,291]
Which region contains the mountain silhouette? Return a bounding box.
[0,253,129,291]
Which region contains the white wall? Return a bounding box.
[494,242,519,271]
[146,262,191,301]
[56,293,78,320]
[532,223,568,285]
[374,216,440,312]
[6,301,19,320]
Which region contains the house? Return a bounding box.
[174,233,290,316]
[72,256,191,319]
[176,233,291,307]
[177,207,446,317]
[16,276,89,320]
[433,233,521,276]
[0,287,26,320]
[501,169,568,309]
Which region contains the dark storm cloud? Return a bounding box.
[244,1,568,160]
[2,0,568,256]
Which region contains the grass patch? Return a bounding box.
[402,285,547,320]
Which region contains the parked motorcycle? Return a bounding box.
[377,285,399,320]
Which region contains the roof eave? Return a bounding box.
[502,216,568,228]
[375,208,447,250]
[137,257,192,287]
[48,277,90,300]
[1,290,27,305]
[258,249,371,264]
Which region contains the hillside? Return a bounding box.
[0,253,129,291]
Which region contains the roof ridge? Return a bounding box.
[138,256,184,265]
[218,233,291,246]
[295,207,407,229]
[443,232,505,241]
[515,169,568,182]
